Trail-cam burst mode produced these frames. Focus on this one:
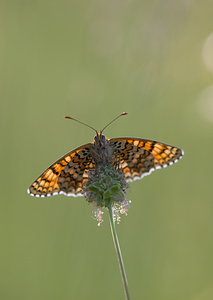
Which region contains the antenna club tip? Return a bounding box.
[122,112,128,116]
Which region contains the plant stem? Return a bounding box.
[108,202,131,300]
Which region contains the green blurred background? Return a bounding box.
[1,1,213,299]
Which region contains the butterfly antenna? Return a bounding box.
[64,116,98,135]
[101,112,128,133]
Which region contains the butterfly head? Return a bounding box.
[94,132,107,148]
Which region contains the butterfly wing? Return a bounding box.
[28,143,95,197]
[109,137,184,181]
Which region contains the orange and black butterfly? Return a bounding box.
[27,113,184,198]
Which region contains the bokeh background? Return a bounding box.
[1,1,213,299]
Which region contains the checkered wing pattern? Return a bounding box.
[110,138,184,181]
[28,143,95,197]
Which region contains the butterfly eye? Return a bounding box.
[94,136,97,142]
[101,135,106,141]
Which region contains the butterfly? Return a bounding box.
[27,113,184,198]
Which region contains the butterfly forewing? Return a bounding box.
[109,138,184,181]
[28,143,94,197]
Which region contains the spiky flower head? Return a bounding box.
[85,164,130,226]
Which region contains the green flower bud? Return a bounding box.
[85,164,130,226]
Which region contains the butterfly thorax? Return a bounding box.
[92,133,113,166]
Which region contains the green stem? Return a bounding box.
[108,202,131,300]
